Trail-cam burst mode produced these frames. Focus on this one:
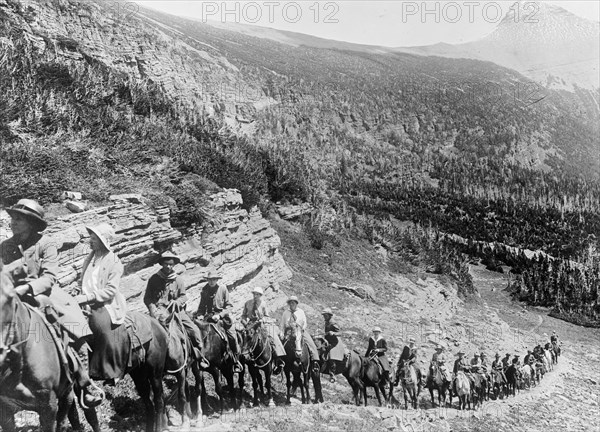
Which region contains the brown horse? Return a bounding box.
[240,321,275,407]
[425,366,451,407]
[195,320,240,413]
[282,324,322,404]
[361,354,391,407]
[315,337,364,405]
[0,268,76,432]
[163,307,202,429]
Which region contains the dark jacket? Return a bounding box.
[144,272,187,320]
[196,282,231,318]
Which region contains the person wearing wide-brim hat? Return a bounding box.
[279,295,320,368]
[1,199,102,407]
[453,350,470,375]
[429,343,452,382]
[365,327,392,384]
[321,307,346,382]
[395,336,422,386]
[144,252,209,368]
[195,269,243,372]
[76,222,129,387]
[241,286,286,374]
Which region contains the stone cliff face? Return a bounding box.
[0,190,292,316]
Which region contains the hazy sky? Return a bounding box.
[137,1,600,47]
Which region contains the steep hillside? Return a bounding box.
[1,0,598,322]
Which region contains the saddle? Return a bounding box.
[124,312,154,368]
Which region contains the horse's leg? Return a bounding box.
[0,404,16,432]
[177,370,190,429]
[312,369,323,403]
[56,391,74,432]
[429,386,435,407]
[265,366,275,406]
[210,367,225,414]
[131,370,155,432]
[362,384,368,407]
[285,369,292,404]
[38,391,59,432]
[402,386,409,410]
[250,365,260,407]
[151,371,166,432]
[373,383,383,407]
[190,362,203,420]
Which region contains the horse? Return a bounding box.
[450,371,471,410]
[195,320,240,413]
[543,345,554,371]
[425,366,451,407]
[469,372,487,408]
[397,362,420,409]
[519,365,533,389]
[489,369,506,400]
[550,341,561,363]
[315,337,364,406]
[282,324,322,404]
[0,268,79,432]
[162,306,202,429]
[240,320,275,407]
[361,354,391,407]
[504,364,520,397]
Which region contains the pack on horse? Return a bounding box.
[240,320,275,407]
[282,323,322,404]
[0,266,86,432]
[315,337,365,406]
[195,319,241,413]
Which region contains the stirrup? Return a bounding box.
[329,374,336,383]
[80,381,105,410]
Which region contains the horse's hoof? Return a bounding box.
[267,399,275,407]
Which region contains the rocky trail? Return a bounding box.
[11,221,600,432]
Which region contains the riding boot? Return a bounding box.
[6,349,34,400]
[75,343,104,408]
[228,335,243,373]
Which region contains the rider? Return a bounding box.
[470,352,482,373]
[453,351,470,375]
[279,296,320,370]
[144,252,209,369]
[491,352,506,381]
[395,337,422,385]
[321,307,346,383]
[523,349,535,366]
[195,270,243,373]
[365,327,391,383]
[240,286,286,374]
[0,199,102,407]
[512,355,521,368]
[501,352,512,370]
[429,344,452,382]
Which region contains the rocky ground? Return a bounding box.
[12,217,600,432]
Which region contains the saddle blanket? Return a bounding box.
[124,312,154,368]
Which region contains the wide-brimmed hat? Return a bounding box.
[372,326,382,333]
[495,353,500,358]
[408,337,416,343]
[435,346,444,351]
[206,270,222,279]
[474,353,480,357]
[505,353,511,356]
[252,287,264,295]
[457,351,465,356]
[158,251,180,265]
[7,199,48,231]
[86,223,115,251]
[322,307,333,316]
[287,295,299,304]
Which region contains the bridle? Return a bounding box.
[241,325,272,369]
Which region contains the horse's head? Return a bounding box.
[0,265,17,365]
[240,321,262,361]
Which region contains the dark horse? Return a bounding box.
[361,354,391,407]
[282,324,322,404]
[195,320,240,413]
[315,337,364,406]
[425,366,451,407]
[505,364,520,397]
[240,320,275,407]
[0,269,79,432]
[163,306,202,429]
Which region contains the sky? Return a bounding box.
[136,1,600,47]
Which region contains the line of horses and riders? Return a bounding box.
[0,199,563,432]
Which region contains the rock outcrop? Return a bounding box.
[0,190,292,316]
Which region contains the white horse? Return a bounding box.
[543,349,553,372]
[519,365,533,389]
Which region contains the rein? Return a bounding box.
[166,312,189,374]
[242,328,272,369]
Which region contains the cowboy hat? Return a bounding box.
[474,353,480,357]
[457,351,465,356]
[86,223,116,251]
[322,307,333,316]
[252,286,264,295]
[158,251,180,264]
[287,295,299,304]
[6,199,48,231]
[206,270,222,279]
[372,326,382,333]
[435,346,444,351]
[495,353,500,357]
